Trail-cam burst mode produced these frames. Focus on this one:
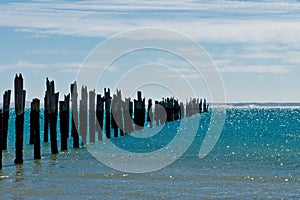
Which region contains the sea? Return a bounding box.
[0,106,300,199]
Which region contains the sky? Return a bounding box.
[0,0,300,103]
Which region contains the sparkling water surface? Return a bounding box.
[1,107,300,199]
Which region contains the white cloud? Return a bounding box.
[0,61,47,71]
[220,65,290,73]
[0,61,82,73]
[0,1,300,44]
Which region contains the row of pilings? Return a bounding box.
[0,74,209,169]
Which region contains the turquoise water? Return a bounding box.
[1,107,300,199]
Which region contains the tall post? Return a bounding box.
[46,79,59,154]
[44,79,50,142]
[0,109,3,169]
[14,73,26,165]
[2,90,11,150]
[147,99,153,128]
[104,88,111,139]
[123,98,133,134]
[60,94,70,151]
[134,91,145,131]
[203,99,207,113]
[31,98,41,160]
[96,94,104,141]
[80,86,88,145]
[71,82,79,148]
[89,90,96,143]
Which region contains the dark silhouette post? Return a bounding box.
[111,94,118,138]
[123,98,133,134]
[111,90,123,138]
[96,94,104,141]
[2,90,11,150]
[60,94,70,151]
[0,109,3,169]
[44,79,50,142]
[80,86,88,145]
[203,99,207,113]
[154,101,160,126]
[174,99,180,121]
[104,88,111,139]
[14,73,26,164]
[31,98,41,160]
[199,99,202,114]
[46,79,59,154]
[147,99,153,128]
[71,82,79,148]
[89,90,96,143]
[134,91,145,131]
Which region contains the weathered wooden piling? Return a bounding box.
[80,86,88,145]
[71,82,79,148]
[154,101,160,126]
[60,94,70,151]
[14,74,26,164]
[111,90,123,138]
[0,109,3,169]
[147,99,153,128]
[104,88,111,139]
[2,90,11,150]
[44,79,50,142]
[89,90,96,143]
[123,98,133,134]
[111,94,118,138]
[180,102,184,119]
[199,99,203,114]
[203,99,207,113]
[46,79,59,154]
[31,98,41,160]
[134,91,145,131]
[117,90,124,137]
[96,94,104,140]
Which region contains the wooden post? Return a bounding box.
[203,99,207,113]
[60,94,70,151]
[44,79,50,142]
[147,99,153,128]
[154,101,160,126]
[180,102,184,119]
[96,94,104,141]
[89,90,96,143]
[134,91,145,130]
[46,79,59,154]
[111,90,123,138]
[116,90,124,137]
[80,86,88,145]
[123,98,133,134]
[0,109,3,169]
[2,90,11,150]
[71,82,79,148]
[104,88,111,139]
[14,73,26,165]
[111,94,118,138]
[174,99,179,121]
[31,98,41,160]
[199,99,202,114]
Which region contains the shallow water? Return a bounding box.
[1,107,300,199]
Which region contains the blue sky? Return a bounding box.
[0,0,300,103]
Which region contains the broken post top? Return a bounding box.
[45,78,59,114]
[31,98,40,111]
[14,73,25,115]
[3,90,11,112]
